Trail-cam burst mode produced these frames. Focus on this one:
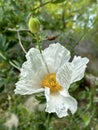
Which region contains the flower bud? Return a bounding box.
[28,17,40,33]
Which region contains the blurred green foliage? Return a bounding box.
[0,0,98,130]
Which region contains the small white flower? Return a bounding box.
[15,43,89,118]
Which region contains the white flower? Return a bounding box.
[15,43,89,118]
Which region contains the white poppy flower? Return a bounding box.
[15,43,89,118]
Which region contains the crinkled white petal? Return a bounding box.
[15,48,48,95]
[45,87,77,118]
[57,62,72,89]
[15,80,44,95]
[42,43,70,73]
[71,56,89,83]
[59,89,77,114]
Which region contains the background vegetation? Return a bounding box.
[0,0,98,129]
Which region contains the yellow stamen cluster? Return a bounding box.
[41,73,62,93]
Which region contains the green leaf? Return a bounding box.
[81,114,92,127]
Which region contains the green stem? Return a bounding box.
[32,0,51,12]
[35,33,42,53]
[70,17,98,54]
[34,34,50,73]
[45,113,50,130]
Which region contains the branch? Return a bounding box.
[8,28,30,32]
[31,0,51,12]
[8,28,28,54]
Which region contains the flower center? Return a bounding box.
[41,73,62,93]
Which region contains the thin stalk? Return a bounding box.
[32,0,51,12]
[42,55,50,73]
[17,31,27,54]
[71,17,98,53]
[75,17,98,47]
[45,113,50,130]
[34,34,50,73]
[35,33,42,53]
[8,28,30,32]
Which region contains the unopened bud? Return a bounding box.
[28,17,40,33]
